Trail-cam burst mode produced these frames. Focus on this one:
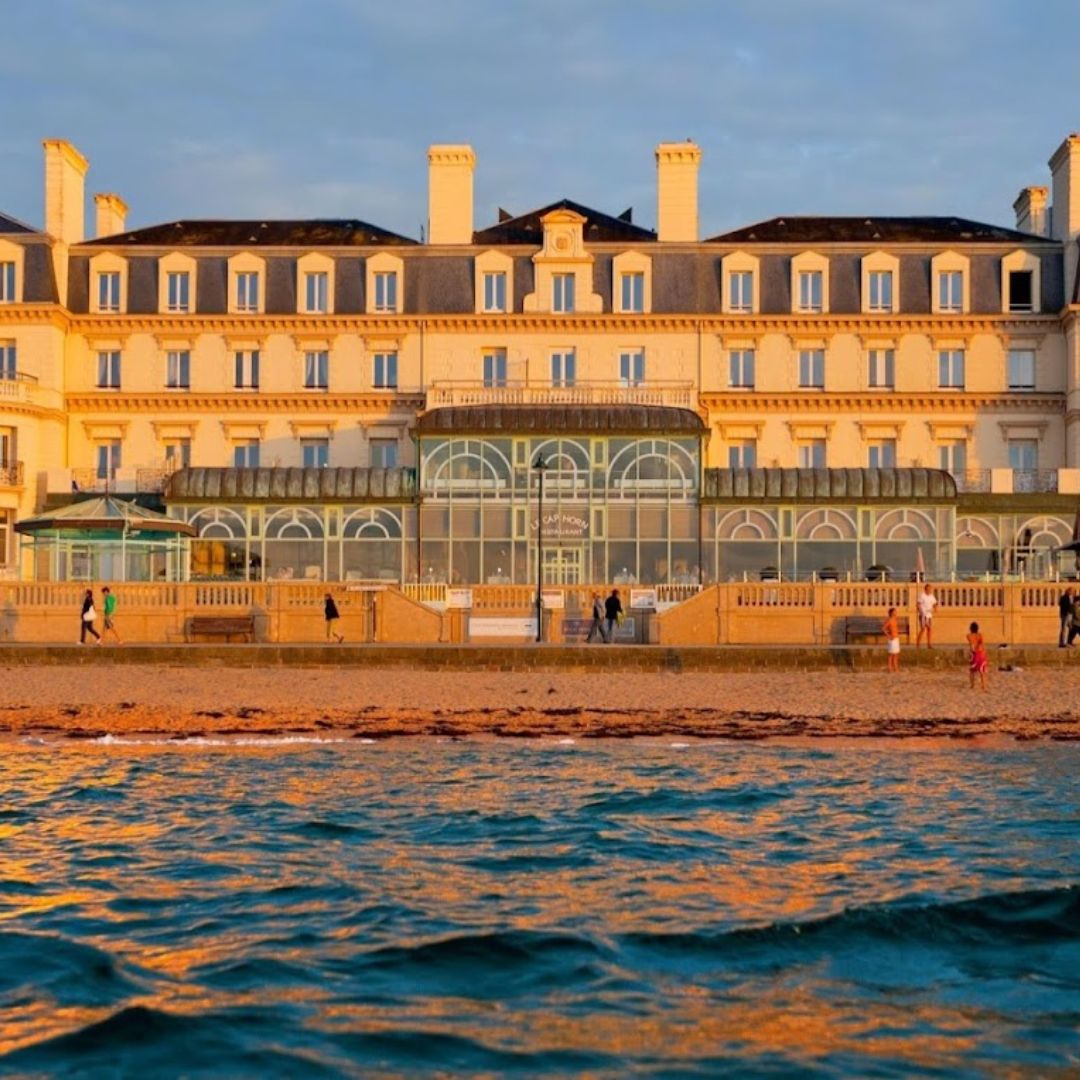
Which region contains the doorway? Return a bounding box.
[542,546,584,585]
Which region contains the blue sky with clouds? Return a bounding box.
[4,0,1079,239]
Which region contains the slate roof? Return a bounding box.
[84,219,418,247]
[0,211,39,234]
[417,405,704,435]
[702,467,958,503]
[709,216,1046,245]
[474,199,656,245]
[165,467,418,503]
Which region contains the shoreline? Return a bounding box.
[2,664,1078,742]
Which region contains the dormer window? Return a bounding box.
[721,251,759,314]
[227,253,265,315]
[158,252,197,314]
[552,273,575,313]
[797,271,823,313]
[867,271,893,312]
[166,271,190,313]
[938,271,962,312]
[1000,249,1041,314]
[236,271,259,313]
[791,252,829,314]
[0,262,14,303]
[365,253,404,315]
[729,272,753,312]
[483,271,506,312]
[97,271,121,313]
[304,272,329,313]
[374,272,397,312]
[620,272,644,313]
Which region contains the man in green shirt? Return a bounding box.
[101,587,123,645]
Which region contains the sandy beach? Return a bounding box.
[1,663,1078,741]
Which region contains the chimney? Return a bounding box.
[1050,133,1080,301]
[1013,185,1048,236]
[427,144,475,244]
[42,139,89,245]
[94,193,128,238]
[655,141,701,242]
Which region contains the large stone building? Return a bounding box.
[1,135,1079,585]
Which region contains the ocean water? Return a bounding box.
[0,738,1078,1078]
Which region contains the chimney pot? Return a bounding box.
[427,144,475,244]
[93,192,128,238]
[42,139,89,245]
[655,141,701,242]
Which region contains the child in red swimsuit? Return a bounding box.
[966,621,988,691]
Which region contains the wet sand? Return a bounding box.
[1,664,1078,741]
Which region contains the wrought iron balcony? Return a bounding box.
[0,461,24,487]
[952,470,991,493]
[426,381,696,410]
[1013,469,1059,494]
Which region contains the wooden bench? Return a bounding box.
[845,615,910,644]
[186,615,256,643]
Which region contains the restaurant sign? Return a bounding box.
[530,511,589,539]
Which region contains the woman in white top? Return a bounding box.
[916,583,937,648]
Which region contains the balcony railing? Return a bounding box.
[953,470,991,493]
[62,462,180,495]
[0,461,24,488]
[426,381,696,410]
[1013,469,1059,494]
[0,372,38,403]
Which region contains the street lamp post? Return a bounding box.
[533,453,548,643]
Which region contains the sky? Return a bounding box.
[3,0,1079,240]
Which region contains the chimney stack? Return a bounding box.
[94,193,128,238]
[655,141,701,242]
[1013,185,1048,236]
[42,139,89,245]
[427,145,475,244]
[1050,133,1080,300]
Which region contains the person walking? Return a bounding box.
[585,591,607,643]
[1059,585,1075,647]
[604,588,623,644]
[79,588,101,645]
[324,592,344,643]
[1068,592,1080,647]
[966,621,989,691]
[915,583,936,648]
[882,606,901,673]
[100,586,123,645]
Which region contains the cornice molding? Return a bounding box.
[698,391,1066,414]
[63,392,426,413]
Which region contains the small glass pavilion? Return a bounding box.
[15,495,195,581]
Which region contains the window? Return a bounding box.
[551,349,576,387]
[96,440,121,480]
[0,344,15,380]
[1008,349,1036,391]
[938,349,965,389]
[729,349,755,389]
[797,440,826,468]
[301,438,329,468]
[0,427,13,467]
[483,349,507,388]
[0,509,9,565]
[938,271,963,313]
[166,350,190,389]
[96,350,121,389]
[164,439,191,469]
[97,272,121,313]
[373,351,398,389]
[235,271,259,313]
[728,271,753,313]
[0,262,14,303]
[867,270,893,312]
[166,271,190,313]
[620,272,644,313]
[619,349,644,387]
[552,273,575,313]
[483,272,507,313]
[1007,270,1034,313]
[304,272,329,314]
[234,350,260,389]
[370,438,398,468]
[233,440,260,468]
[373,271,398,312]
[938,440,967,473]
[867,348,895,389]
[867,439,897,468]
[1008,439,1038,471]
[798,349,825,388]
[797,270,823,313]
[304,350,329,390]
[728,440,756,468]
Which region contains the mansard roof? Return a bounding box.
[84,219,418,247]
[709,216,1045,245]
[0,211,39,235]
[473,199,656,245]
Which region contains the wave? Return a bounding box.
[0,930,139,1006]
[91,734,350,746]
[620,884,1080,958]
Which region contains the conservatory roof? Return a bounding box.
[416,405,706,435]
[165,467,418,503]
[702,468,958,503]
[14,495,196,535]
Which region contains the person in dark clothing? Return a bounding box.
[604,588,623,644]
[1059,586,1075,647]
[79,588,101,644]
[1069,594,1080,648]
[324,592,344,643]
[586,592,607,643]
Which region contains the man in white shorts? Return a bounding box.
[916,582,937,648]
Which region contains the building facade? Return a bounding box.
[1,136,1079,584]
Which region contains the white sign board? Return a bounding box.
[629,588,658,610]
[541,589,565,610]
[469,617,538,638]
[447,588,474,609]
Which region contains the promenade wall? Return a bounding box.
[0,580,1066,647]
